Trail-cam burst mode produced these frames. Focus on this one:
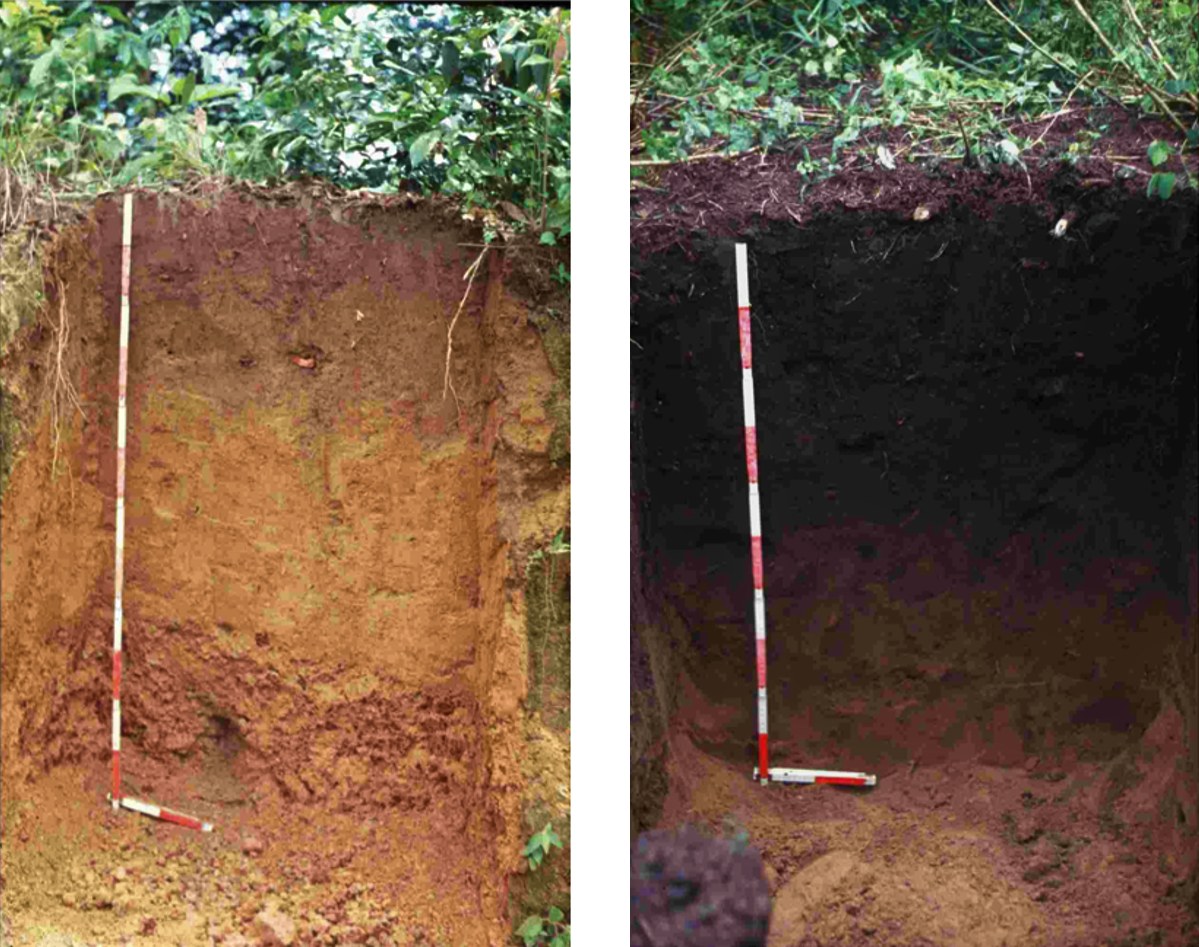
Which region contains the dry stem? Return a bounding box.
[442,246,488,422]
[50,280,86,481]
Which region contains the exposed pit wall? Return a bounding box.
[631,378,688,839]
[0,190,568,935]
[628,333,1199,891]
[1178,324,1199,911]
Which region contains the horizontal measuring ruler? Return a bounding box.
[107,793,214,832]
[753,767,877,787]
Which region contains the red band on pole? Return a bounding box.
[744,427,758,482]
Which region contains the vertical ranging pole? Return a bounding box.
[109,195,213,830]
[735,244,770,786]
[735,244,878,790]
[112,194,132,810]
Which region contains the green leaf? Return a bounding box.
[1147,172,1175,200]
[539,824,561,849]
[193,84,242,103]
[320,5,352,26]
[517,917,543,947]
[548,906,564,923]
[100,5,132,25]
[180,72,196,107]
[108,74,159,103]
[410,130,440,168]
[29,48,56,86]
[540,231,556,245]
[1146,140,1171,167]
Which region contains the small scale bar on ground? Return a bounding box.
[106,793,214,832]
[754,767,877,787]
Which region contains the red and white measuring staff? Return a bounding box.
[109,194,213,832]
[734,243,876,789]
[107,793,213,832]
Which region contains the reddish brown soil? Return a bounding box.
[1,185,570,947]
[639,526,1197,946]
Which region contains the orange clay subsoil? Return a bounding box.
[1,186,570,947]
[640,526,1197,947]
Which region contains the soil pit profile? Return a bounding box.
[1,186,571,947]
[632,163,1197,945]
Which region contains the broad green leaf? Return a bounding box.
[548,906,564,923]
[29,48,56,86]
[173,72,196,105]
[108,74,159,102]
[193,84,242,103]
[410,130,440,168]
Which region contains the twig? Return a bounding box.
[634,914,661,947]
[443,247,489,422]
[50,280,87,480]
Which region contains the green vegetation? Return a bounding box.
[632,0,1197,195]
[2,2,570,234]
[516,823,569,947]
[518,534,570,945]
[525,527,570,723]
